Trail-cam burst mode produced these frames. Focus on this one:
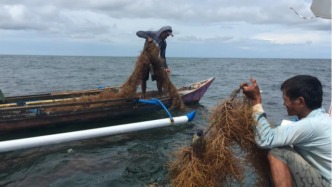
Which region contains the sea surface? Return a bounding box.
[0,55,331,187]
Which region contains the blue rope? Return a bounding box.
[137,98,174,122]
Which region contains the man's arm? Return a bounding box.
[136,31,148,39]
[253,105,317,148]
[241,79,287,148]
[136,31,154,40]
[241,79,315,148]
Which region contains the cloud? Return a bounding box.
[0,0,330,58]
[0,1,329,31]
[253,32,324,44]
[178,34,234,43]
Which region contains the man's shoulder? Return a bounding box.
[302,110,331,132]
[310,108,327,116]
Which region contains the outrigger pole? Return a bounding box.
[0,111,195,153]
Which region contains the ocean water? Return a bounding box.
[0,55,331,186]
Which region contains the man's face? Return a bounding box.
[282,90,300,116]
[160,31,170,40]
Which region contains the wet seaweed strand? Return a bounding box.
[168,89,270,187]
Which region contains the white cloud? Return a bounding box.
[253,32,323,44]
[0,0,329,30]
[0,0,330,58]
[5,4,26,21]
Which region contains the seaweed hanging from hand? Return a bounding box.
[120,41,184,109]
[168,89,270,187]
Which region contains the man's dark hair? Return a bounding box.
[281,75,322,110]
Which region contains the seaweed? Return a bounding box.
[120,41,184,109]
[168,89,270,187]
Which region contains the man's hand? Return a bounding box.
[165,68,170,75]
[240,78,262,105]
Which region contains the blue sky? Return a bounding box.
[0,0,331,59]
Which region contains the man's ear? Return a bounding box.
[296,97,306,107]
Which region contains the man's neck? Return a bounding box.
[297,108,313,120]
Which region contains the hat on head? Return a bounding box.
[158,26,174,37]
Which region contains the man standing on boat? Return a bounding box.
[240,75,331,186]
[136,26,173,96]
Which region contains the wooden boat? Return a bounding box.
[0,77,214,133]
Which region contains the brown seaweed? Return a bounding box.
[168,89,270,187]
[120,41,184,109]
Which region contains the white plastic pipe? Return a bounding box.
[0,111,195,152]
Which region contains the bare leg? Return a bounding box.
[141,81,146,98]
[156,79,163,95]
[268,152,292,187]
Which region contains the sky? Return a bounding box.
[0,0,331,59]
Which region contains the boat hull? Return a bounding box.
[0,78,214,133]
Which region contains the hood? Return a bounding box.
[156,26,173,38]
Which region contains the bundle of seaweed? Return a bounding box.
[148,43,184,109]
[118,44,151,98]
[168,89,270,187]
[119,41,184,109]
